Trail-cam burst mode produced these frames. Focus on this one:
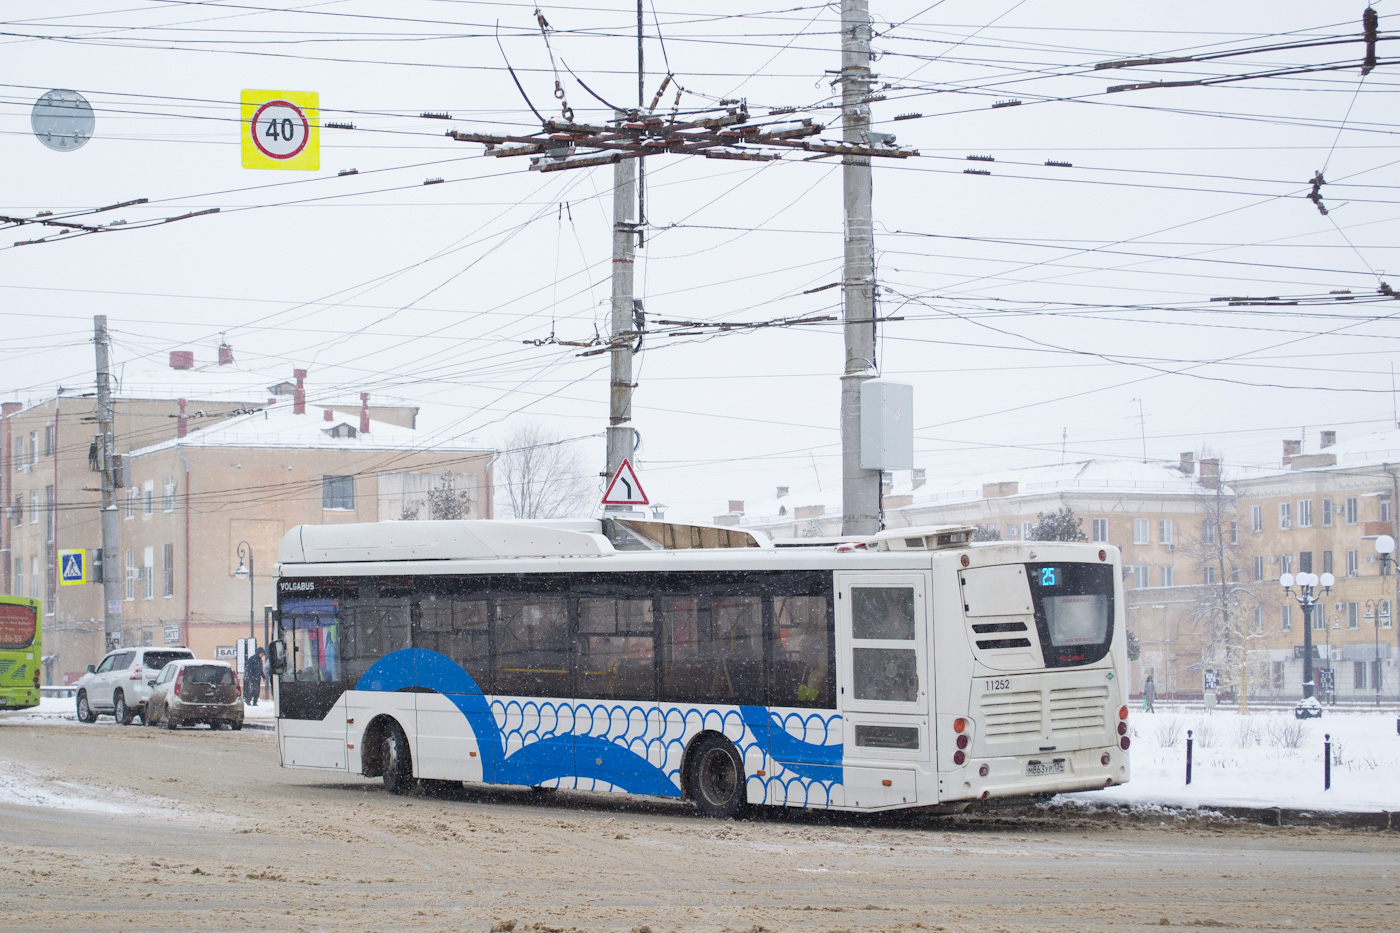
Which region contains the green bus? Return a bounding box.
[0,596,41,711]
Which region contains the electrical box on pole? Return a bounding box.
[860,380,913,471]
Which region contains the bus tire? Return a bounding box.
[382,721,417,796]
[76,691,97,724]
[113,691,134,726]
[686,734,747,819]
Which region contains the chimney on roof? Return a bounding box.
[359,392,370,435]
[177,399,188,439]
[323,409,333,422]
[267,397,276,406]
[1199,457,1220,489]
[218,342,233,366]
[3,401,21,418]
[1283,439,1302,465]
[169,350,194,370]
[776,486,789,499]
[1179,451,1194,475]
[911,468,926,489]
[293,369,307,415]
[1320,429,1337,449]
[728,500,744,515]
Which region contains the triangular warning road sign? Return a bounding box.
[601,458,649,506]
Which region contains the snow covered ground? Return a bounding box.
[6,698,1398,814]
[1063,704,1400,813]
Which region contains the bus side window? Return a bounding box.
[771,595,832,708]
[661,596,764,706]
[418,597,492,693]
[577,597,654,701]
[342,597,410,685]
[850,587,919,703]
[494,597,569,698]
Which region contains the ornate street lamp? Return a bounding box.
[1280,570,1334,700]
[233,540,254,641]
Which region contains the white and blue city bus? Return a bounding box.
[270,518,1130,816]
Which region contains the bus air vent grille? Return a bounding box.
[1048,685,1109,733]
[979,690,1042,739]
[0,659,13,677]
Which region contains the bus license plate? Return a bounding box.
[1027,760,1065,777]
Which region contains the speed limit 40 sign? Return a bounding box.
[241,89,319,170]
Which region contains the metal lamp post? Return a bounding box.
[1370,533,1396,706]
[1281,571,1334,700]
[233,541,254,641]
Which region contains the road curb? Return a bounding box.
[1166,804,1396,830]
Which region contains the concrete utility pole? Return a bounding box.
[93,315,122,651]
[604,137,639,504]
[839,0,881,535]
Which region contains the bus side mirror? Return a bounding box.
[268,640,287,675]
[86,664,95,674]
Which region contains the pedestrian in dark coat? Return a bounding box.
[244,648,265,706]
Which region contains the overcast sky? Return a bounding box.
[3,1,1397,519]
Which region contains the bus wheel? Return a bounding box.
[76,691,97,724]
[382,722,417,796]
[687,734,747,819]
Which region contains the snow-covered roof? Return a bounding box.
[128,403,492,457]
[112,348,289,402]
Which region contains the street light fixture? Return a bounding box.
[233,540,254,642]
[1369,533,1396,706]
[1280,570,1334,700]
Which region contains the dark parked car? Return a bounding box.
[143,660,244,730]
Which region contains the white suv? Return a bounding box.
[75,647,195,725]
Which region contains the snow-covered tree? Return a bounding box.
[1028,506,1086,542]
[399,469,473,521]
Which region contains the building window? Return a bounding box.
[1347,549,1359,577]
[1278,502,1291,530]
[1345,496,1358,524]
[1347,602,1359,629]
[1280,554,1292,576]
[1253,607,1264,634]
[29,490,37,524]
[10,495,19,527]
[143,547,154,600]
[124,549,136,601]
[1130,565,1150,588]
[1273,661,1286,691]
[29,431,37,466]
[1382,600,1394,629]
[1322,498,1333,526]
[30,556,38,601]
[322,475,355,511]
[1299,551,1312,573]
[162,543,175,598]
[1298,499,1313,528]
[45,486,54,543]
[1354,661,1367,690]
[1133,518,1149,545]
[143,479,154,516]
[1383,495,1393,523]
[1203,565,1217,585]
[43,424,54,458]
[125,487,136,520]
[1251,505,1262,533]
[1253,556,1264,582]
[1092,518,1108,543]
[13,436,23,472]
[1021,521,1032,541]
[1005,523,1019,541]
[162,475,176,512]
[1313,611,1325,631]
[1160,566,1174,587]
[1229,521,1238,544]
[12,558,21,597]
[1323,550,1333,575]
[1159,519,1173,545]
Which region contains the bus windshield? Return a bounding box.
[0,602,37,650]
[1025,563,1114,667]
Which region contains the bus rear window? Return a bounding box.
[1025,563,1114,667]
[0,603,36,649]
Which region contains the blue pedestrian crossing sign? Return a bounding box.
[59,549,88,586]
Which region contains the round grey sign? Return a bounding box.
[32,89,95,152]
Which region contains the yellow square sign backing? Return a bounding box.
[241,89,319,171]
[58,549,88,586]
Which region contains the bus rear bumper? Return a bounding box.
[938,746,1129,804]
[0,687,39,710]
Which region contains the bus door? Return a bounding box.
[277,599,348,770]
[834,574,930,807]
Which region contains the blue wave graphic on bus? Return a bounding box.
[355,648,843,804]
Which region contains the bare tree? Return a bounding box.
[497,423,593,519]
[1181,472,1267,712]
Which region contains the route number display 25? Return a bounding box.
[241,89,319,171]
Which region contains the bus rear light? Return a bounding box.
[1119,736,1131,750]
[953,718,968,733]
[1118,705,1129,720]
[1117,721,1127,736]
[1101,753,1111,766]
[956,734,969,750]
[953,750,966,765]
[1099,549,1106,561]
[978,764,989,777]
[960,554,970,567]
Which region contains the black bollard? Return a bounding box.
[1324,733,1331,791]
[1185,729,1193,785]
